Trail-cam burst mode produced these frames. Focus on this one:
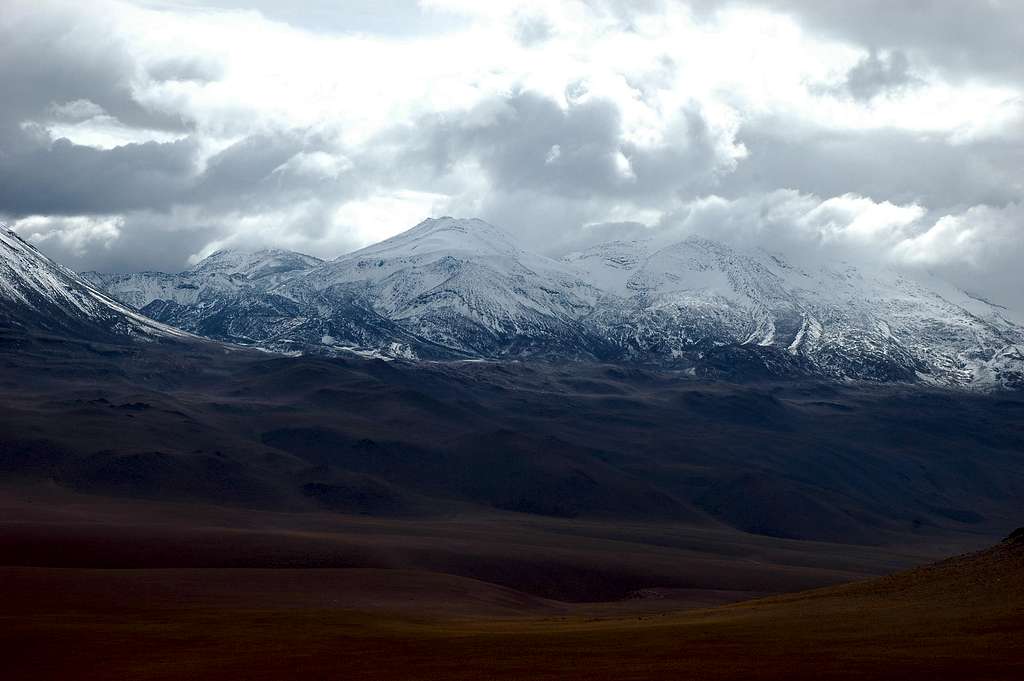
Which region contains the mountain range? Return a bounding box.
[73,217,1023,390]
[4,217,1024,647]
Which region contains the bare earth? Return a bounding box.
[1,489,1021,680]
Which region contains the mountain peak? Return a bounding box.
[343,216,520,261]
[189,246,323,279]
[404,217,512,241]
[1,225,188,342]
[414,216,497,230]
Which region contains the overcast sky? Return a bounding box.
[2,0,1022,308]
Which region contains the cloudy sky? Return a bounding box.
[2,0,1022,307]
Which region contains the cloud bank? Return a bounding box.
[1,0,1022,310]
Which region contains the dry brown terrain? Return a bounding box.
[2,339,1023,680]
[3,540,1022,681]
[1,487,1021,680]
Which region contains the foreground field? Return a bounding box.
[1,486,1021,680]
[2,340,1022,679]
[2,529,1022,680]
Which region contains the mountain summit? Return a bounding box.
[283,218,601,357]
[339,217,523,259]
[188,247,324,281]
[78,218,1024,388]
[0,225,187,343]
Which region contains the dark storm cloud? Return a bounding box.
[191,133,312,203]
[698,0,1024,87]
[36,210,232,275]
[0,130,339,218]
[369,90,739,255]
[405,91,731,200]
[789,1,1024,85]
[0,137,199,216]
[0,118,366,272]
[0,4,191,134]
[844,50,919,101]
[718,117,1024,212]
[2,0,1022,306]
[0,2,202,219]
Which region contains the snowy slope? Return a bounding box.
[565,236,1023,387]
[278,218,604,356]
[81,217,1024,389]
[0,225,189,342]
[82,247,324,346]
[188,248,324,282]
[83,248,323,309]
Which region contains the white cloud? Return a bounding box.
[800,194,925,244]
[629,190,1024,313]
[44,116,187,149]
[271,151,352,181]
[892,203,1024,268]
[72,0,1019,158]
[659,191,971,266]
[48,99,106,120]
[1,0,1021,307]
[12,215,124,255]
[331,190,453,247]
[544,144,561,165]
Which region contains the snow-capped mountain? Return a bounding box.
[0,225,188,343]
[83,248,323,346]
[567,236,1024,387]
[83,247,323,309]
[277,218,606,357]
[80,217,1024,389]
